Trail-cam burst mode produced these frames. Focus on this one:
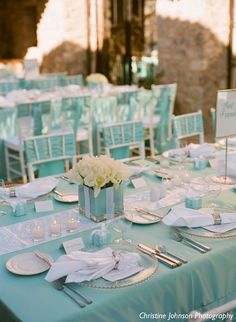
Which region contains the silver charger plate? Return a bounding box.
[178,226,236,239]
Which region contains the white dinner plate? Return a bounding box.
[6,252,53,275]
[53,193,78,203]
[217,138,236,150]
[125,212,161,225]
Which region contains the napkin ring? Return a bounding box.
[112,251,120,270]
[9,187,16,198]
[212,212,221,225]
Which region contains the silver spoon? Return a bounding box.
[156,245,188,264]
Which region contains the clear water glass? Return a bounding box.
[112,214,133,245]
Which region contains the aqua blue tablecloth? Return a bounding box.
[0,170,236,322]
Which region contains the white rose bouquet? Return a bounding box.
[67,155,131,197]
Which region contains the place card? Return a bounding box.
[130,176,147,189]
[35,200,54,213]
[62,237,85,254]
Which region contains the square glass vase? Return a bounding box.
[78,184,124,222]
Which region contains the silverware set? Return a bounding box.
[34,251,93,308]
[172,230,211,253]
[136,230,211,268]
[137,243,182,268]
[54,278,93,308]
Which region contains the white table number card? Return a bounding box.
[216,89,236,138]
[130,176,147,189]
[35,200,54,213]
[62,237,85,254]
[24,59,40,80]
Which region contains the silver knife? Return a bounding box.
[137,244,178,268]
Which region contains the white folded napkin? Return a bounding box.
[45,247,142,283]
[169,143,216,159]
[0,177,58,210]
[128,165,149,177]
[162,207,236,228]
[189,143,216,158]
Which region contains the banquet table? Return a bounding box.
[0,164,236,322]
[0,85,138,178]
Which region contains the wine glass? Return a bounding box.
[111,214,133,245]
[198,177,223,209]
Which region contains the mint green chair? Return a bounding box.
[102,121,145,161]
[24,78,60,91]
[62,75,84,87]
[4,100,52,183]
[151,83,177,154]
[172,110,204,147]
[61,96,93,157]
[116,89,138,105]
[0,81,19,95]
[24,131,76,181]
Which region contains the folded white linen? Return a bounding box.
[162,207,236,228]
[128,165,149,177]
[0,177,58,210]
[45,247,142,283]
[168,143,216,159]
[188,143,216,158]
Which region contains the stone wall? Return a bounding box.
[38,0,88,75]
[156,0,230,134]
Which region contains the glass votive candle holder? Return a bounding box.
[48,216,61,237]
[14,203,26,217]
[193,157,208,170]
[160,157,170,168]
[185,197,202,209]
[66,213,79,233]
[30,221,45,242]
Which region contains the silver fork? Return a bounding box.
[34,252,93,305]
[53,279,86,308]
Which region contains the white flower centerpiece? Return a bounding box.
[67,155,131,222]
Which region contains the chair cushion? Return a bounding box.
[142,115,160,127]
[5,136,22,150]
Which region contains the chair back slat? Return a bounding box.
[24,131,76,181]
[172,110,204,146]
[61,96,90,138]
[17,100,51,139]
[62,75,84,87]
[102,121,145,161]
[150,83,177,153]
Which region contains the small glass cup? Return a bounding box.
[30,221,45,242]
[159,156,170,168]
[65,212,79,232]
[48,216,61,237]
